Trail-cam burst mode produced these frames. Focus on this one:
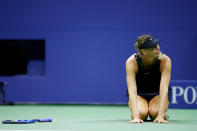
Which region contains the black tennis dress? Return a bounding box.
[135,53,162,101]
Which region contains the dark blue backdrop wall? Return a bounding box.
[0,0,197,105]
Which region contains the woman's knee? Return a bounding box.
[149,108,168,120]
[149,107,159,120]
[137,96,149,120]
[139,108,149,120]
[148,95,160,120]
[128,96,149,120]
[148,95,169,120]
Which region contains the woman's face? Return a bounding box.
[144,44,161,58]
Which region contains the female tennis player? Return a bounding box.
[126,34,171,123]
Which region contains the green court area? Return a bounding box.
[0,105,197,131]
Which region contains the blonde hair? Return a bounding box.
[135,34,152,52]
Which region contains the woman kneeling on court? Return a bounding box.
[126,34,171,123]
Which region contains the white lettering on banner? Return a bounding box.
[171,86,184,104]
[184,86,196,104]
[171,86,197,104]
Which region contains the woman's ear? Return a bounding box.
[141,49,146,55]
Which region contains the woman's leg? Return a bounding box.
[128,96,149,120]
[148,95,169,120]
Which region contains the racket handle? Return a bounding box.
[34,118,52,122]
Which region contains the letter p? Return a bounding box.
[171,86,184,104]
